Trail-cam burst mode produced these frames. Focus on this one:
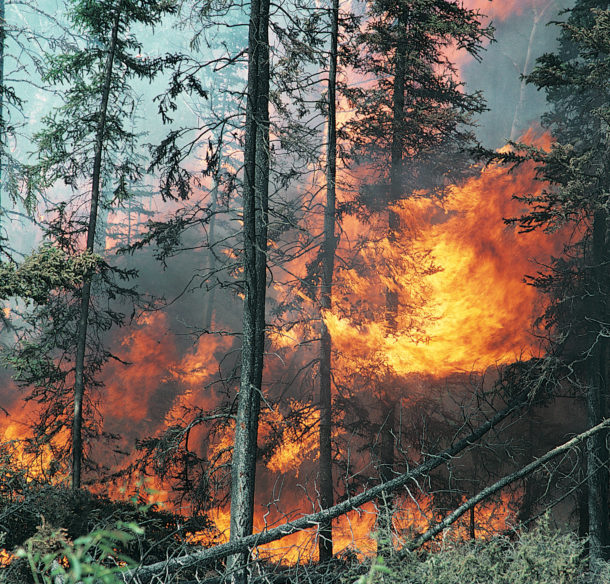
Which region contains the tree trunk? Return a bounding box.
[115,394,585,583]
[227,0,270,579]
[385,9,407,331]
[318,0,339,564]
[203,185,218,330]
[517,415,536,524]
[586,208,609,569]
[376,12,408,551]
[509,2,554,141]
[0,0,5,226]
[71,5,121,490]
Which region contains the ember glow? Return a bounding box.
[0,128,561,563]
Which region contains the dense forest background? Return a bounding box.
[0,0,608,583]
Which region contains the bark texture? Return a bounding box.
[318,0,339,563]
[0,0,5,213]
[228,0,270,580]
[377,8,408,548]
[586,208,609,569]
[72,5,121,490]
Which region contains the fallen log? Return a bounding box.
[125,393,530,582]
[409,417,610,549]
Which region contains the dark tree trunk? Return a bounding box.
[377,12,408,550]
[228,0,270,580]
[203,183,218,331]
[469,505,476,540]
[385,8,407,332]
[517,416,536,524]
[318,0,339,562]
[0,0,5,224]
[71,6,121,490]
[586,208,609,569]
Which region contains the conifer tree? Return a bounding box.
[25,0,185,489]
[318,0,339,562]
[340,0,491,544]
[227,0,270,578]
[509,0,610,569]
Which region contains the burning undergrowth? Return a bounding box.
[1,130,576,567]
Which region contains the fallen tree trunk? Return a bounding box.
[125,394,530,582]
[409,417,610,549]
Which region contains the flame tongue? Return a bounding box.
[329,133,562,376]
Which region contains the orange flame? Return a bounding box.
[328,132,561,376]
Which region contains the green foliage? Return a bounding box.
[353,556,393,584]
[0,245,100,305]
[15,521,141,584]
[0,474,217,583]
[341,0,492,199]
[346,517,589,584]
[29,0,183,195]
[510,4,610,232]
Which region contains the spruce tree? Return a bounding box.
[340,0,491,545]
[227,0,270,578]
[25,0,183,489]
[509,0,610,569]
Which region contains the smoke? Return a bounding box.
[0,0,586,561]
[462,0,574,147]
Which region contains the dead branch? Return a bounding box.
[409,418,610,550]
[124,393,530,582]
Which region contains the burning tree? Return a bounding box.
[226,0,270,579]
[12,0,194,489]
[4,0,610,581]
[337,0,492,544]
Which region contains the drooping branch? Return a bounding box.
[124,393,530,582]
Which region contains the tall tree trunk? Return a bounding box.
[517,415,537,524]
[385,14,407,333]
[586,207,609,569]
[0,0,5,228]
[71,6,121,490]
[376,13,408,550]
[228,0,269,579]
[318,0,339,563]
[203,183,219,330]
[509,1,554,141]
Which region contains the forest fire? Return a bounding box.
[3,0,607,581]
[0,129,562,564]
[328,131,561,377]
[85,129,559,562]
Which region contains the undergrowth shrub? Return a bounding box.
[345,516,606,584]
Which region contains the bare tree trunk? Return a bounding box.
[509,1,554,141]
[376,11,408,550]
[517,415,536,524]
[0,0,5,229]
[586,208,609,570]
[72,5,121,490]
[386,8,407,330]
[318,0,339,563]
[469,505,476,540]
[227,0,269,579]
[203,184,218,330]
